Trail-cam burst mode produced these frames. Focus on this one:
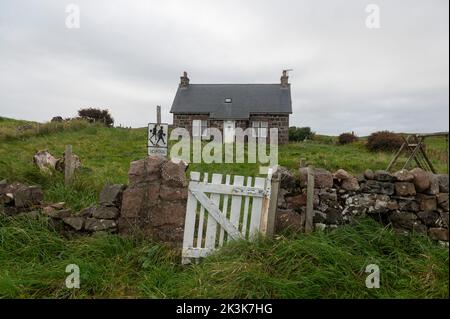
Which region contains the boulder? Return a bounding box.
[416,194,437,212]
[299,167,333,189]
[425,173,440,195]
[14,185,43,208]
[277,167,298,192]
[436,174,449,193]
[78,205,96,218]
[85,218,117,232]
[364,169,374,180]
[436,193,449,211]
[33,150,58,171]
[394,169,414,182]
[333,169,352,181]
[160,184,188,201]
[394,182,416,196]
[389,211,419,230]
[417,211,440,227]
[63,216,85,231]
[341,177,360,191]
[55,153,81,172]
[285,194,307,208]
[275,209,303,233]
[360,180,394,195]
[397,198,420,212]
[161,159,188,188]
[318,189,338,202]
[410,168,430,193]
[428,228,449,241]
[92,206,120,219]
[277,188,289,209]
[128,156,165,187]
[99,184,126,207]
[374,170,394,182]
[325,207,343,224]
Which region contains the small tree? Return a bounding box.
[78,108,114,127]
[289,126,315,142]
[366,131,403,152]
[338,132,358,145]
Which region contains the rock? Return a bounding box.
[374,170,394,182]
[275,209,303,233]
[160,159,188,188]
[50,202,66,209]
[63,216,85,231]
[33,150,58,171]
[416,194,437,212]
[436,174,449,193]
[428,228,449,241]
[14,185,43,208]
[0,179,8,193]
[160,184,188,201]
[364,169,374,180]
[397,198,420,212]
[389,211,418,230]
[325,207,343,224]
[412,223,428,235]
[99,184,126,207]
[436,193,449,211]
[128,156,165,187]
[394,182,416,196]
[341,177,360,191]
[360,180,394,195]
[314,223,327,231]
[425,173,440,195]
[285,194,307,208]
[85,218,117,232]
[55,153,81,172]
[78,205,96,218]
[410,168,430,193]
[318,189,337,202]
[387,200,399,210]
[17,211,40,219]
[417,211,440,227]
[92,206,120,219]
[333,169,352,181]
[0,193,14,205]
[299,167,333,189]
[356,174,366,183]
[313,211,327,223]
[43,208,72,219]
[277,167,298,192]
[277,188,289,209]
[394,169,414,182]
[369,196,390,214]
[121,186,147,218]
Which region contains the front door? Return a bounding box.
[223,120,235,143]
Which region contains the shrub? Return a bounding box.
[338,132,358,145]
[289,126,315,142]
[78,108,114,127]
[366,131,403,152]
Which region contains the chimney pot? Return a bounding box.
[280,70,289,87]
[180,71,190,87]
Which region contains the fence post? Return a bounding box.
[64,144,74,186]
[305,165,315,233]
[265,169,280,238]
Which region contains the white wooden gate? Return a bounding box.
[182,170,275,264]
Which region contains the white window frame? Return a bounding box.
[252,121,259,138]
[192,120,201,137]
[252,121,268,138]
[201,120,209,138]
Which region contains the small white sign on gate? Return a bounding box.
[148,123,168,156]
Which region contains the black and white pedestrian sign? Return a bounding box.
[148,123,168,156]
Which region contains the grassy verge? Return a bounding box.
[0,216,447,298]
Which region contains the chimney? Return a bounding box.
[180,71,190,88]
[280,70,289,87]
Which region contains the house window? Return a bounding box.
[192,120,209,138]
[225,98,232,103]
[252,121,268,138]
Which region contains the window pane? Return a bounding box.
[260,121,268,128]
[260,127,267,138]
[192,120,201,137]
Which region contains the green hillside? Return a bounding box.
[0,118,448,298]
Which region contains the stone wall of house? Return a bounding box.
[172,113,289,144]
[276,167,449,243]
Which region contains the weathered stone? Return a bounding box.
[319,189,338,202]
[99,184,126,206]
[416,194,437,212]
[299,167,333,189]
[410,168,430,193]
[17,211,40,219]
[0,193,13,205]
[387,200,399,211]
[368,196,390,214]
[417,211,440,227]
[0,179,7,193]
[412,223,428,235]
[92,206,119,219]
[14,186,43,208]
[121,186,146,218]
[425,173,440,195]
[160,159,188,188]
[43,208,72,219]
[389,211,418,230]
[436,174,449,193]
[128,156,165,186]
[85,218,117,232]
[436,193,449,211]
[325,207,343,224]
[33,150,58,171]
[393,169,414,182]
[397,198,420,212]
[55,153,81,172]
[50,202,66,209]
[63,216,85,231]
[394,182,416,196]
[374,170,394,182]
[364,169,374,180]
[160,184,188,201]
[277,167,298,192]
[428,228,449,241]
[314,223,327,231]
[356,174,366,183]
[277,188,289,209]
[285,194,306,208]
[313,210,327,223]
[151,201,186,228]
[275,209,303,233]
[360,180,394,195]
[341,177,360,191]
[333,169,352,181]
[78,205,96,218]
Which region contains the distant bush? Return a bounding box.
[366,131,403,152]
[289,126,315,142]
[338,132,358,145]
[78,108,114,127]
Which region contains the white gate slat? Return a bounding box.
[219,175,231,246]
[189,183,265,197]
[248,177,266,238]
[182,171,201,264]
[228,175,244,242]
[204,174,223,249]
[196,173,209,248]
[241,176,252,237]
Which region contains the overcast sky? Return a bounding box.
[0,0,448,135]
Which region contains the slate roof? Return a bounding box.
[170,84,292,119]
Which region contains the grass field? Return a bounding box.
[0,117,448,298]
